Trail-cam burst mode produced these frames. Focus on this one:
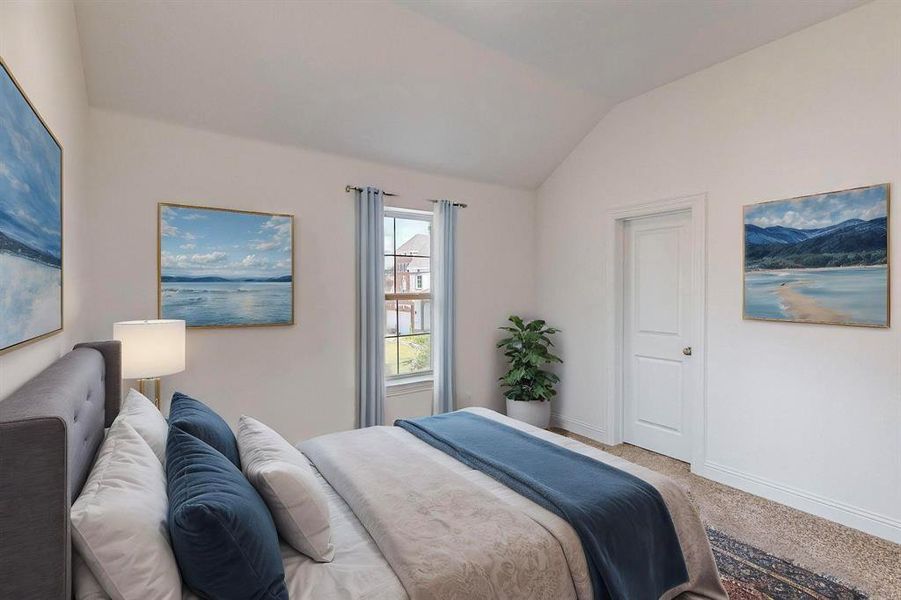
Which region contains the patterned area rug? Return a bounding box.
[708,528,867,599]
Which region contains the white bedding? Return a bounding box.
[78,408,724,600]
[302,408,725,600]
[76,463,406,600]
[276,463,405,600]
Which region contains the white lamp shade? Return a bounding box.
[113,319,185,379]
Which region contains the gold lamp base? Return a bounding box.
[137,377,162,409]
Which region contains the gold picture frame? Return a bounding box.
[158,202,295,328]
[742,183,890,328]
[0,56,64,355]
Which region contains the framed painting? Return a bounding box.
[0,58,63,354]
[158,203,294,328]
[743,184,890,327]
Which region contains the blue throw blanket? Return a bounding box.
[395,412,688,600]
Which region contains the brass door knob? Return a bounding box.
[682,347,692,356]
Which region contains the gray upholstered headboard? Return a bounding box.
[0,341,121,600]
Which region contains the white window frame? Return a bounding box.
[385,207,433,383]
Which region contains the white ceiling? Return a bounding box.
[74,0,866,189]
[397,0,867,100]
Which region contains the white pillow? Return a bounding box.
[73,552,109,600]
[118,388,168,464]
[237,415,335,562]
[71,418,182,600]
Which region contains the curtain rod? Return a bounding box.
[345,185,467,208]
[345,185,398,197]
[429,199,467,208]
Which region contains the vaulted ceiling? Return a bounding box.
[74,0,866,189]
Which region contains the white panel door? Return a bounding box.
[623,210,694,461]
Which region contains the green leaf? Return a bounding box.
[498,316,562,402]
[527,319,546,331]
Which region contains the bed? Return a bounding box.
[0,343,725,600]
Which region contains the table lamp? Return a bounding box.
[113,319,185,408]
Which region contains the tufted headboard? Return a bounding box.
[0,341,121,600]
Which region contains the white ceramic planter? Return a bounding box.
[505,398,551,429]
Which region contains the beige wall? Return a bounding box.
[5,0,897,546]
[0,0,91,399]
[536,0,901,542]
[86,109,536,443]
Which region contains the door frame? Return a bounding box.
[605,193,707,469]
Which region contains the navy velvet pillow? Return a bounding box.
[167,426,288,600]
[168,391,241,468]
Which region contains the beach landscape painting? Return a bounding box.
[744,184,889,327]
[0,60,63,353]
[159,203,294,327]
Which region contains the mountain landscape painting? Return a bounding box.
[0,60,63,353]
[744,184,889,327]
[159,204,293,327]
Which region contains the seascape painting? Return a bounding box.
[159,204,293,327]
[744,184,889,327]
[0,60,63,353]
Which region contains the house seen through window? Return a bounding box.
[384,209,432,378]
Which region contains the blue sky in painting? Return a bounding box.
[745,184,887,230]
[160,205,292,279]
[0,64,62,259]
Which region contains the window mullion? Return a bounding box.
[393,217,400,373]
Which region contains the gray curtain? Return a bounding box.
[356,187,386,427]
[432,200,457,414]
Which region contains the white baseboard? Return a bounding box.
[550,412,608,444]
[696,461,901,544]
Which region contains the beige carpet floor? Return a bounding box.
[551,429,901,599]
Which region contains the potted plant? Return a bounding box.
[497,316,562,428]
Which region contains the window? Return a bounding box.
[384,209,431,378]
